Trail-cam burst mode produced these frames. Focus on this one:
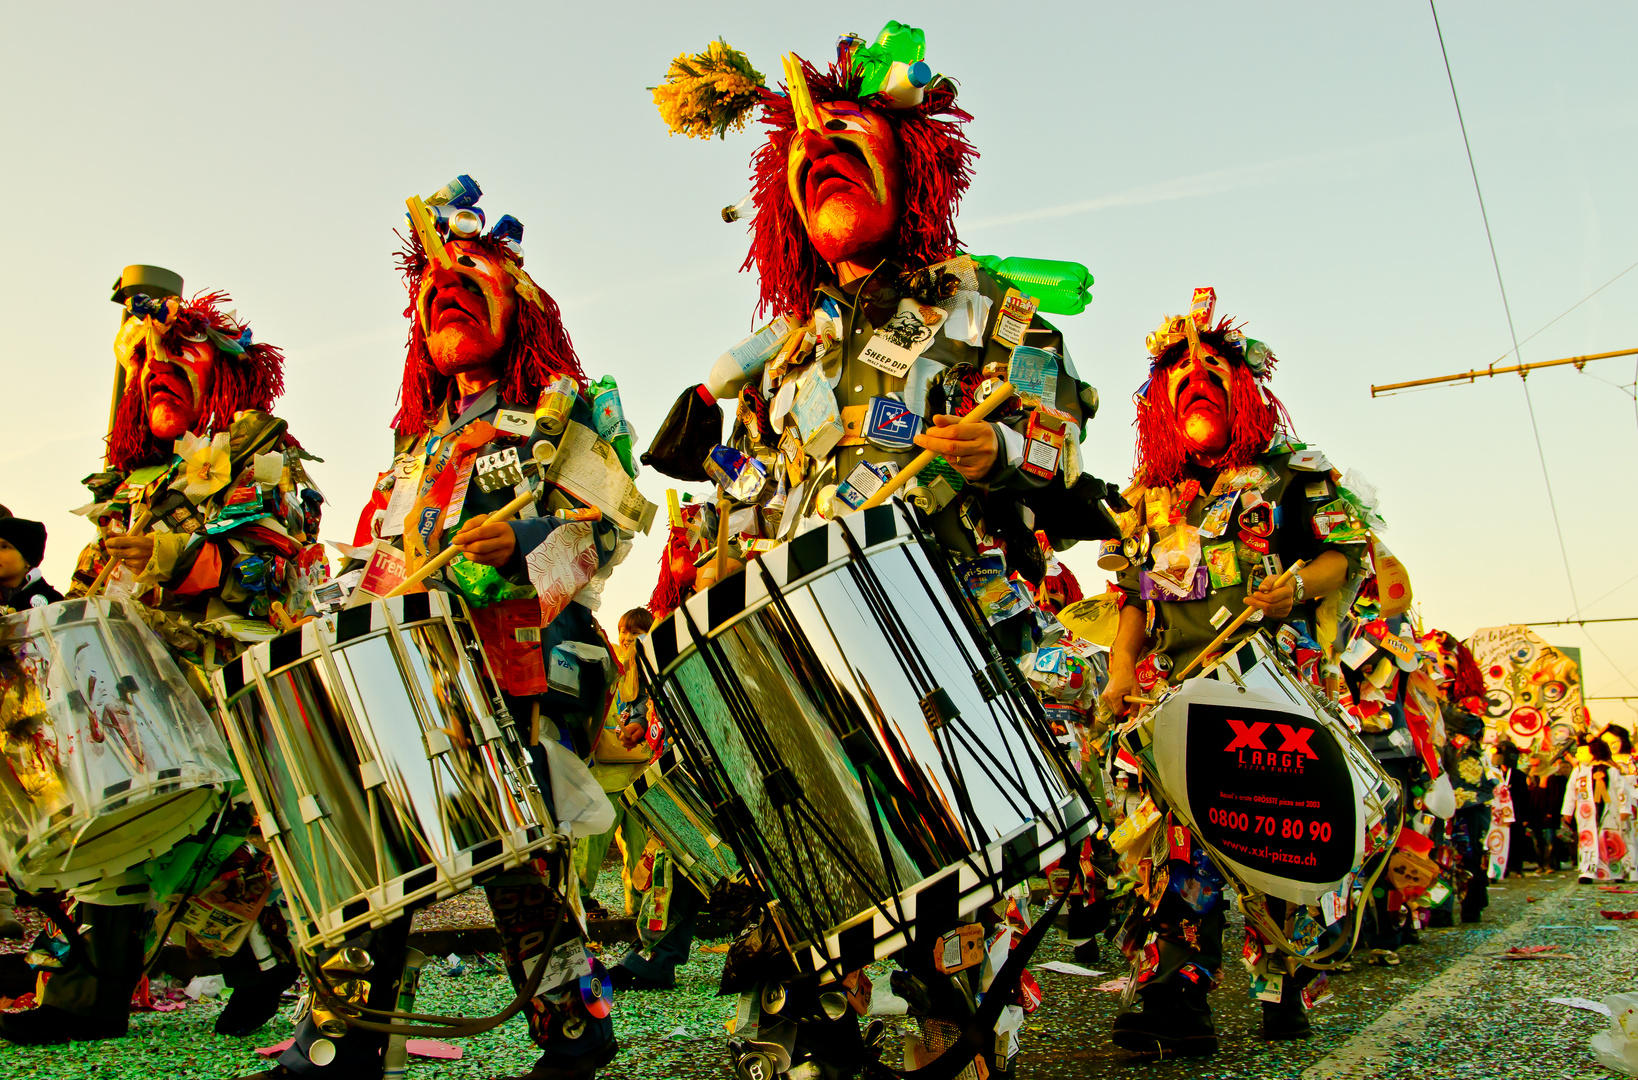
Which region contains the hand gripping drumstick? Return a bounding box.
[1173,558,1307,682]
[385,486,537,598]
[85,508,154,598]
[860,381,1016,511]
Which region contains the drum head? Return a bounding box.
[1146,679,1364,904]
[18,786,221,891]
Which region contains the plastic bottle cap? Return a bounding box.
[908,61,932,88]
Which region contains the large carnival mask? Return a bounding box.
[786,96,904,266]
[1162,343,1236,460]
[417,239,520,380]
[113,311,218,441]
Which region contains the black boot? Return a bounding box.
[1261,1000,1312,1040]
[215,962,299,1037]
[0,1003,126,1045]
[1071,939,1101,966]
[1111,987,1217,1057]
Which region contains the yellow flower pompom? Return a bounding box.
[650,39,765,140]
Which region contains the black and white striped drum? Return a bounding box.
[641,504,1096,984]
[211,592,555,951]
[0,598,237,890]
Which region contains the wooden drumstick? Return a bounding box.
[386,487,536,598]
[860,381,1016,511]
[711,495,732,582]
[1174,558,1307,681]
[86,508,153,598]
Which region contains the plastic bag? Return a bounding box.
[1593,992,1638,1076]
[640,384,721,482]
[541,738,615,839]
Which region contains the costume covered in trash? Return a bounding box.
[1563,748,1635,883]
[0,275,320,1046]
[644,24,1120,642]
[266,179,636,1080]
[1097,290,1369,1057]
[634,26,1117,1077]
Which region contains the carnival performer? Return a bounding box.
[644,25,1118,611]
[1603,725,1638,882]
[1420,629,1495,923]
[253,178,626,1080]
[1563,736,1635,883]
[1098,290,1359,1055]
[0,515,63,611]
[0,512,60,941]
[0,272,322,1046]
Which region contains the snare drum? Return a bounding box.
[210,592,556,951]
[620,747,742,895]
[641,503,1096,983]
[1120,632,1400,906]
[0,598,236,891]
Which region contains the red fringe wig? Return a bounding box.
[743,58,978,319]
[647,521,700,619]
[106,290,286,473]
[1133,320,1292,488]
[392,233,587,437]
[1432,630,1487,703]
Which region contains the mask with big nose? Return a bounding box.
[1164,343,1236,461]
[416,240,519,388]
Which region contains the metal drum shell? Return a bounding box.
[210,591,556,952]
[619,747,743,895]
[0,598,236,891]
[640,503,1098,985]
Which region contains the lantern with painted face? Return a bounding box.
[1133,293,1290,488]
[105,290,285,473]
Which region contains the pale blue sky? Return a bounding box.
[3,2,1635,725]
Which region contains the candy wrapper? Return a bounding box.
[959,555,1030,625]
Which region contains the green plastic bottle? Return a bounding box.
[967,254,1095,316]
[854,21,926,97]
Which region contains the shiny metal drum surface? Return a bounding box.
[620,748,742,894]
[211,592,554,950]
[0,598,235,890]
[642,505,1096,981]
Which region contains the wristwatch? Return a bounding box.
[1292,571,1306,603]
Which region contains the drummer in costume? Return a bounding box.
[259,179,626,1080]
[1419,630,1495,922]
[0,273,320,1046]
[644,25,1119,612]
[1099,291,1357,1054]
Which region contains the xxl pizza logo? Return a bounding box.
[1223,718,1319,773]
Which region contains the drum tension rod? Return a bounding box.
[919,687,959,731]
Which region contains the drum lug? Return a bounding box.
[840,726,882,763]
[763,767,801,809]
[918,687,959,731]
[974,660,1017,701]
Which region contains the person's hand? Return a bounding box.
[1246,575,1297,619]
[914,416,998,481]
[104,534,155,573]
[452,516,516,567]
[1100,664,1138,720]
[618,722,646,750]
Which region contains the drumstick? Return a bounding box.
[860,381,1016,511]
[386,487,536,598]
[86,508,153,598]
[711,495,732,582]
[1174,558,1307,682]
